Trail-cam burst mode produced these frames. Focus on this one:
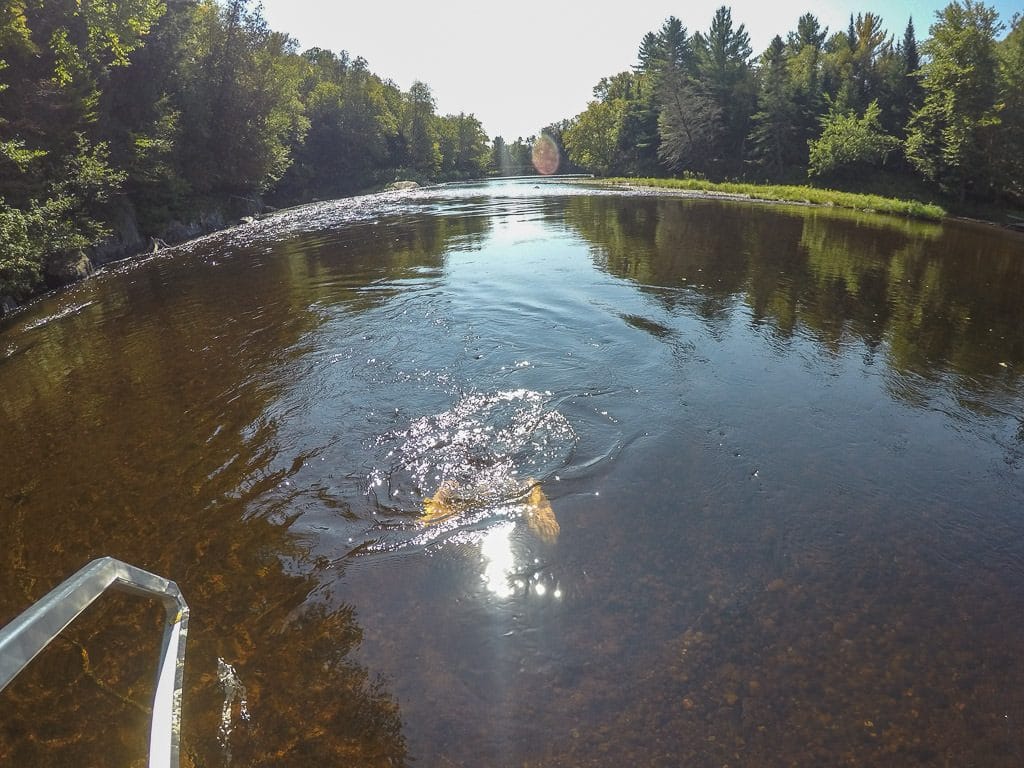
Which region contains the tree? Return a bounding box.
[563,98,625,175]
[657,67,721,173]
[905,0,1003,201]
[490,135,509,175]
[177,0,307,198]
[437,113,489,179]
[749,36,799,176]
[808,100,900,177]
[692,6,755,174]
[403,80,440,174]
[786,14,829,167]
[995,13,1024,200]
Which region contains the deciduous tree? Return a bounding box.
[905,0,1003,201]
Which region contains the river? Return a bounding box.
[2,178,1024,766]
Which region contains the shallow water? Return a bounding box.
[2,178,1024,766]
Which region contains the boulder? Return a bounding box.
[161,209,227,245]
[45,250,94,287]
[0,295,18,317]
[91,199,146,265]
[385,180,420,191]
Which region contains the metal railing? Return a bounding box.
[0,557,189,768]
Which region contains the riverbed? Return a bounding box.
[2,178,1023,766]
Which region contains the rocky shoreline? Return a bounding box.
[0,182,426,320]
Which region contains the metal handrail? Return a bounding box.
[0,557,189,768]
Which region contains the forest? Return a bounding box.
[559,3,1022,206]
[0,0,505,302]
[0,0,1021,304]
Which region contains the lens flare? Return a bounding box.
[531,133,561,175]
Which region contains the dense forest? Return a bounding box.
[0,0,511,303]
[0,0,1021,306]
[560,3,1023,205]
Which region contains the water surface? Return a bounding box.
[2,179,1024,766]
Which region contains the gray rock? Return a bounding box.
[91,199,145,265]
[45,250,94,287]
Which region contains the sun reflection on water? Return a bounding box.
[479,522,517,598]
[476,519,563,601]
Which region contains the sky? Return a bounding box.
[261,0,1021,141]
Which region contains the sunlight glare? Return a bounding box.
[480,522,517,598]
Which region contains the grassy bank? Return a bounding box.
[594,177,948,221]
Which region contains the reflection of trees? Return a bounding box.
[565,195,1024,398]
[0,204,502,765]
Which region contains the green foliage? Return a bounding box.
[657,68,721,173]
[597,177,946,220]
[749,36,800,175]
[692,6,755,171]
[996,14,1024,200]
[403,80,440,174]
[176,0,307,197]
[0,192,103,298]
[437,113,490,179]
[905,1,1003,201]
[808,100,900,177]
[0,203,42,298]
[0,138,45,172]
[563,98,625,175]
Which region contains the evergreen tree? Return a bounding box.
[692,6,755,175]
[887,17,924,136]
[656,67,721,173]
[786,14,828,168]
[749,36,798,177]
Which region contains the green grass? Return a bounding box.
[594,177,948,221]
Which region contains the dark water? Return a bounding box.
[2,178,1024,766]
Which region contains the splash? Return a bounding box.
[217,658,250,765]
[367,388,576,550]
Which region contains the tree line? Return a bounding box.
[560,2,1023,206]
[2,1,1021,304]
[0,0,493,301]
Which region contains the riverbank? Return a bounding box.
[591,177,948,221]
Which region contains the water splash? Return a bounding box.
[217,658,250,765]
[370,388,576,515]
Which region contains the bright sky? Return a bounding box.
[261,0,1021,141]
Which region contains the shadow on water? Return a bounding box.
[2,181,1024,766]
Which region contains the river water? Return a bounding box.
[2,178,1024,766]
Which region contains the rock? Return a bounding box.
[385,180,420,191]
[161,210,227,245]
[91,199,145,265]
[0,295,18,317]
[44,250,94,287]
[162,219,204,243]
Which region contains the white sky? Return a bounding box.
[261,0,1021,141]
